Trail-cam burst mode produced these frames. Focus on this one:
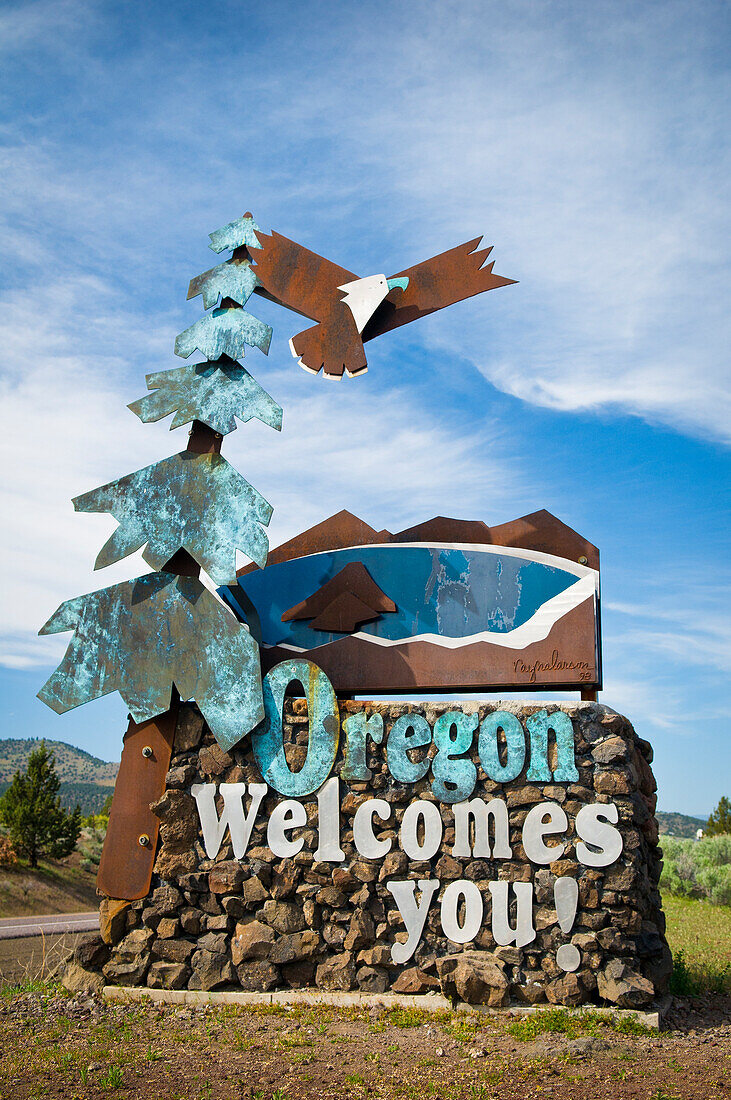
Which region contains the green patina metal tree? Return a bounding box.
[37,215,281,753]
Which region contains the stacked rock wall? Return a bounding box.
[89,700,671,1007]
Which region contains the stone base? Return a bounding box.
[89,700,671,1008]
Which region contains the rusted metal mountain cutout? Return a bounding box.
[239,508,599,574]
[281,561,397,633]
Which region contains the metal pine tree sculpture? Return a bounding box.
[38,214,282,755]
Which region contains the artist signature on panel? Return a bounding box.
[513,650,592,683]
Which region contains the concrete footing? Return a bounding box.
[103,985,671,1029]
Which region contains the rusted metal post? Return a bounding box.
[97,704,178,901]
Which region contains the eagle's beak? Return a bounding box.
[386,277,409,293]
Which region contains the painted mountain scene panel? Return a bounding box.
[223,510,601,694]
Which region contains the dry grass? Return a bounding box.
[0,929,77,988]
[0,858,97,918]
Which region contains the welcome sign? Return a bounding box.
[91,662,670,1009]
[37,214,669,1008]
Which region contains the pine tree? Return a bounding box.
[37,213,281,753]
[0,742,81,867]
[705,796,731,836]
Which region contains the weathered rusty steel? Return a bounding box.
[187,259,259,310]
[251,509,392,566]
[242,509,600,573]
[224,509,601,695]
[185,420,222,456]
[252,231,357,320]
[208,213,262,254]
[74,450,273,581]
[363,239,514,338]
[128,359,283,436]
[38,572,264,751]
[249,229,514,378]
[393,513,600,572]
[97,705,177,901]
[175,305,272,361]
[282,561,397,633]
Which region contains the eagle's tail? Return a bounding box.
[291,321,368,380]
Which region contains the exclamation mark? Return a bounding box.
[554,876,580,972]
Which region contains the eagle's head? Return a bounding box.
[338,274,409,334]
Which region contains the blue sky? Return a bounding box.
[1,0,728,816]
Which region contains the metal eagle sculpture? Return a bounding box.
[185,215,516,379]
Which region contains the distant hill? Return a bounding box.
[0,738,118,815]
[657,810,708,838]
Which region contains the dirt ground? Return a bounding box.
[0,988,729,1100]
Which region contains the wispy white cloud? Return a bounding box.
[596,674,686,733]
[348,5,730,442]
[605,594,731,674]
[596,576,731,779]
[0,313,161,666]
[2,1,728,445]
[0,0,91,56]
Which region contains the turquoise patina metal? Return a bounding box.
[37,214,282,760]
[74,451,273,582]
[252,659,340,797]
[341,711,384,781]
[175,305,272,361]
[478,710,526,783]
[432,711,479,803]
[187,259,259,310]
[38,573,264,752]
[128,359,283,436]
[208,214,262,255]
[525,710,579,783]
[387,714,432,784]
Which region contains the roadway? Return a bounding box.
[0,911,99,940]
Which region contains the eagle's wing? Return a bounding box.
[362,238,516,341]
[252,231,358,322]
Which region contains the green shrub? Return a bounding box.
[668,950,698,996]
[76,817,108,871]
[661,835,731,906]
